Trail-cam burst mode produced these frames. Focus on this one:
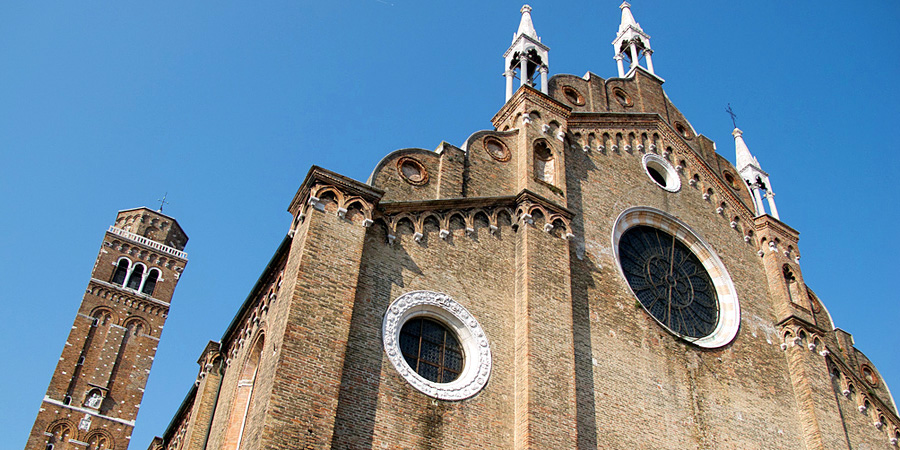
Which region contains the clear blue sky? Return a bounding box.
[3,1,898,447]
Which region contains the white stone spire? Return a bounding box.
[611,2,656,78]
[515,4,538,41]
[618,2,638,31]
[503,4,550,102]
[733,128,780,219]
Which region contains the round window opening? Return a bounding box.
[397,157,428,186]
[642,153,681,192]
[562,86,585,106]
[861,365,879,387]
[613,207,741,348]
[483,136,511,162]
[383,291,492,400]
[613,87,633,107]
[400,317,463,383]
[674,122,692,139]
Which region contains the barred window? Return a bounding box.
[399,318,462,383]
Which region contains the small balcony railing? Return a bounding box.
[107,226,188,259]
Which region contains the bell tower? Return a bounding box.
[611,2,656,78]
[503,4,549,101]
[733,127,780,219]
[26,207,188,450]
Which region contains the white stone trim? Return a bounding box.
[611,207,741,348]
[642,153,681,192]
[382,291,492,401]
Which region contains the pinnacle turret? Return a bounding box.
[733,128,780,219]
[611,2,656,78]
[503,4,549,102]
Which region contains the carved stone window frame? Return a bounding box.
[382,291,492,400]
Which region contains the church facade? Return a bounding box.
[29,3,899,450]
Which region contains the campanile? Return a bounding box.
[26,207,188,450]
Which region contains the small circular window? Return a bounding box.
[642,153,681,192]
[397,157,428,186]
[612,87,633,107]
[561,86,585,106]
[674,121,692,139]
[861,365,879,387]
[383,291,492,400]
[723,171,740,190]
[483,136,511,162]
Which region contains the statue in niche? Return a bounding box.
[85,391,102,409]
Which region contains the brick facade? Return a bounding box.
[147,67,900,450]
[35,10,900,450]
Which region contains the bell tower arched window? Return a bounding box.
[533,139,555,185]
[126,264,144,290]
[141,269,159,295]
[111,259,129,286]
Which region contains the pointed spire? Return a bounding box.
[619,2,639,32]
[732,128,759,172]
[503,5,550,101]
[733,128,780,219]
[611,2,656,78]
[515,5,538,41]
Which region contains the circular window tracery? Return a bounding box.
[642,153,681,192]
[383,291,492,400]
[483,136,511,162]
[612,207,741,348]
[723,171,740,190]
[397,157,428,186]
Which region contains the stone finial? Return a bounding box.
[619,2,638,30]
[517,5,537,39]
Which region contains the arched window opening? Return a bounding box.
[533,140,555,185]
[141,269,159,295]
[223,335,265,450]
[783,265,802,304]
[47,423,72,450]
[111,259,129,286]
[86,433,112,450]
[126,264,144,290]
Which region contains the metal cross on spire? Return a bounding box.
[725,103,738,128]
[157,192,170,212]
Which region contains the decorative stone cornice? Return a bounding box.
[195,341,222,380]
[753,214,800,244]
[828,348,900,428]
[288,166,384,217]
[655,122,757,233]
[377,190,575,245]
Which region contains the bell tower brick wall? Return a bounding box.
[27,208,188,450]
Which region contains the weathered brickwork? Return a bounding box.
[140,16,899,450]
